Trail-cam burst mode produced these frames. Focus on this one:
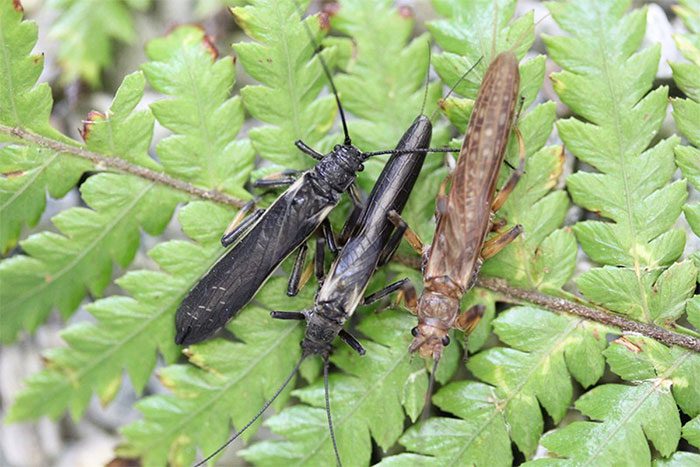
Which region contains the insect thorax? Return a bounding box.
[301,304,345,356]
[311,144,364,194]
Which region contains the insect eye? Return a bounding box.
[358,163,364,172]
[334,144,342,151]
[411,326,419,337]
[441,336,450,346]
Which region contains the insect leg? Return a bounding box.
[338,329,366,355]
[488,215,508,233]
[315,234,326,285]
[287,243,309,297]
[252,169,301,189]
[270,311,306,320]
[492,127,526,211]
[454,304,485,334]
[363,278,418,314]
[297,260,315,293]
[435,173,452,221]
[293,229,330,296]
[377,221,408,267]
[322,219,338,255]
[295,140,324,160]
[338,183,364,244]
[221,204,265,247]
[387,210,424,255]
[481,224,523,259]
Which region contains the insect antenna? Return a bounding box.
[421,355,440,421]
[419,41,431,117]
[323,358,343,467]
[293,0,351,145]
[194,355,306,467]
[427,55,483,124]
[362,57,483,159]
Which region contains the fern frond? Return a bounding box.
[6,26,252,420]
[47,0,151,86]
[142,26,255,199]
[544,0,691,323]
[515,0,700,462]
[380,306,608,466]
[0,2,87,252]
[117,273,308,467]
[232,0,337,169]
[671,0,700,239]
[332,0,447,238]
[537,336,700,464]
[0,72,184,343]
[240,312,425,467]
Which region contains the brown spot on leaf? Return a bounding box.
[44,274,53,283]
[321,2,340,23]
[318,11,332,31]
[79,110,106,142]
[2,170,25,178]
[32,54,42,64]
[615,336,642,353]
[398,5,414,19]
[106,458,141,467]
[12,0,23,12]
[202,33,219,60]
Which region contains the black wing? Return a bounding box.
[175,176,336,345]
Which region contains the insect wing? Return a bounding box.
[315,116,433,319]
[176,176,335,345]
[425,53,520,291]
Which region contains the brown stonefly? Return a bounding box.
[390,51,526,366]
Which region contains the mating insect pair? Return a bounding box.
[176,3,527,466]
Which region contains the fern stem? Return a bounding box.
[0,124,246,208]
[477,277,700,353]
[392,254,700,352]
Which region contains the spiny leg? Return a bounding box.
[492,127,525,212]
[221,201,265,247]
[377,218,408,267]
[435,173,452,221]
[488,215,507,233]
[454,304,485,334]
[295,140,324,160]
[252,169,301,189]
[315,234,326,285]
[454,304,485,363]
[287,243,309,297]
[322,218,338,255]
[481,224,522,260]
[339,182,364,244]
[339,329,365,355]
[387,210,425,255]
[363,278,418,314]
[270,311,306,320]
